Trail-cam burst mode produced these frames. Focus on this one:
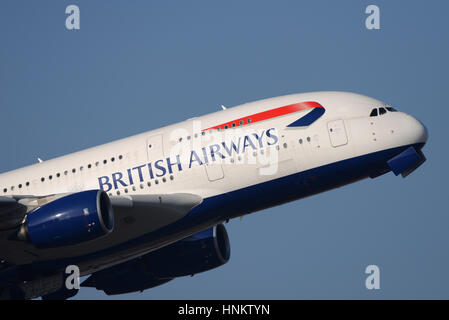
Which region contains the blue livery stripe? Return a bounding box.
[287,107,326,127]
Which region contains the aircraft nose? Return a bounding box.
[406,114,428,146]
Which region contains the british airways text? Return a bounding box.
[98,128,279,191]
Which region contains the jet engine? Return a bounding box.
[82,224,230,295]
[18,190,113,248]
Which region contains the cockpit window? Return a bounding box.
[370,106,398,117]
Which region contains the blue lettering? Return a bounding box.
[166,155,183,174]
[209,144,226,162]
[242,135,257,152]
[222,138,241,157]
[112,172,128,190]
[97,129,279,189]
[189,150,203,168]
[132,164,146,182]
[252,131,265,148]
[201,147,209,164]
[98,176,112,192]
[266,128,279,146]
[148,163,155,179]
[154,159,167,177]
[127,168,134,185]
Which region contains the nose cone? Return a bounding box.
[409,116,428,145]
[394,113,428,149]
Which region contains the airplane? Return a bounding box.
[0,91,427,299]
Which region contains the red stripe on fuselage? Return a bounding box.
[202,101,323,131]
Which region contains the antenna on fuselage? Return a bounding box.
[37,157,43,163]
[220,105,227,110]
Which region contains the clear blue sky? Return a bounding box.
[0,0,447,299]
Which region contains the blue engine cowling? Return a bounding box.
[82,224,230,295]
[20,190,114,248]
[146,223,231,278]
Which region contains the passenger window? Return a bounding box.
[379,107,387,115]
[370,109,378,117]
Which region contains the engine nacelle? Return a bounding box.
[19,190,113,248]
[82,267,173,295]
[146,223,231,277]
[82,224,230,295]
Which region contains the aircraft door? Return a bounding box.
[327,120,348,147]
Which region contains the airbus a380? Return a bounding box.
[0,91,427,299]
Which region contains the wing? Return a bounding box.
[0,196,27,230]
[0,192,202,265]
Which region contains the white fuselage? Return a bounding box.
[0,92,425,198]
[0,91,427,272]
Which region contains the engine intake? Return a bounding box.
[19,190,113,248]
